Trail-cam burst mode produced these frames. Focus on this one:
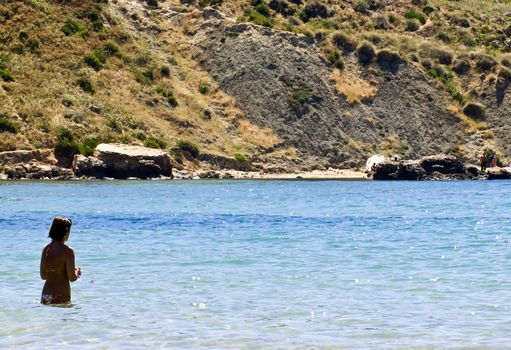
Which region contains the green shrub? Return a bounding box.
[144,136,166,149]
[84,50,106,70]
[326,49,340,65]
[25,39,39,53]
[77,77,95,94]
[156,86,178,107]
[177,140,200,158]
[331,32,357,52]
[334,59,345,70]
[0,68,14,82]
[234,152,247,162]
[79,137,101,156]
[244,9,275,27]
[64,111,86,123]
[502,55,511,68]
[255,3,270,16]
[198,82,209,94]
[428,65,465,105]
[55,129,80,159]
[62,19,85,36]
[404,9,427,24]
[0,116,19,133]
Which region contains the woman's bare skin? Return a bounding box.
[40,221,81,305]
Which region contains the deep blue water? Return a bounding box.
[1,180,511,349]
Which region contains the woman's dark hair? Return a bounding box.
[48,216,72,241]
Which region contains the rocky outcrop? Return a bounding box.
[0,149,56,168]
[372,154,478,180]
[73,144,172,179]
[487,167,511,180]
[3,162,74,180]
[0,149,74,180]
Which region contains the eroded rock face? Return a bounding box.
[194,20,463,169]
[0,149,56,168]
[74,144,172,179]
[3,162,74,180]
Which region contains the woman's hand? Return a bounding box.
[75,267,82,278]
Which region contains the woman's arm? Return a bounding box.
[66,248,79,282]
[40,248,47,280]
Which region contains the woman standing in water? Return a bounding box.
[40,217,82,304]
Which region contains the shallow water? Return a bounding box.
[1,180,511,349]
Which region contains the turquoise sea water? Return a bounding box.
[1,180,511,349]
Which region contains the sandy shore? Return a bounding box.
[190,169,371,180]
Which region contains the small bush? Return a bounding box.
[77,77,95,94]
[146,0,159,8]
[502,56,511,69]
[473,54,497,72]
[0,68,14,82]
[244,9,275,27]
[301,1,329,21]
[79,137,101,156]
[423,5,435,16]
[0,116,19,133]
[326,49,340,65]
[84,50,106,71]
[55,129,80,160]
[177,140,200,158]
[463,102,485,119]
[234,152,247,162]
[144,136,166,149]
[377,49,402,71]
[198,82,209,94]
[452,57,471,75]
[405,18,421,32]
[436,32,451,43]
[62,19,85,36]
[135,69,155,85]
[255,3,270,16]
[354,0,369,14]
[332,32,357,52]
[356,41,376,64]
[404,9,427,24]
[199,0,223,7]
[156,86,178,107]
[160,65,170,77]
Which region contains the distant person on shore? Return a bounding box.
[480,153,488,172]
[40,217,81,305]
[489,153,495,168]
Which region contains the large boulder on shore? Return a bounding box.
[73,144,172,179]
[373,154,471,180]
[487,167,511,180]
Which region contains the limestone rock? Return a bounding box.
[0,149,56,169]
[92,143,172,179]
[72,155,107,178]
[419,154,465,174]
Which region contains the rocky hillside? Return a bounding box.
[0,0,510,171]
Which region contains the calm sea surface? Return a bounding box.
[1,180,511,349]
